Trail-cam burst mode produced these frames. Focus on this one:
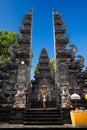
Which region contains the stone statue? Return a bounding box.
[13,84,26,108]
[41,85,48,96]
[41,85,48,109]
[60,83,72,108]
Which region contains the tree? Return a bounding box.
[49,58,55,72]
[0,30,17,66]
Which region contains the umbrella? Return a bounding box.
[71,93,81,108]
[71,93,81,100]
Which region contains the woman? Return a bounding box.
[42,94,47,109]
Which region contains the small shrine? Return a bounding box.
[31,48,56,108]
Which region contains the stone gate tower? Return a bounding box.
[53,10,87,108]
[14,9,33,108]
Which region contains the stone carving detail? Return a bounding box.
[13,84,26,108]
[17,64,27,85]
[0,9,87,110]
[60,83,72,108]
[69,44,78,54]
[58,63,69,87]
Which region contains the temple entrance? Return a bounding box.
[31,82,56,108]
[11,9,84,110]
[30,48,56,108]
[1,9,87,125]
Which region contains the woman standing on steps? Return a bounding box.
[41,84,48,109]
[42,94,47,109]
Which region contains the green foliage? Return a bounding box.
[0,55,3,60]
[49,58,55,72]
[0,55,3,64]
[31,51,34,60]
[0,30,17,47]
[34,65,40,74]
[0,30,17,65]
[14,43,20,49]
[6,56,11,62]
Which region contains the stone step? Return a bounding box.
[23,121,63,125]
[31,101,56,108]
[0,108,11,122]
[23,108,64,125]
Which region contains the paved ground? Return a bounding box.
[0,123,72,128]
[0,123,87,128]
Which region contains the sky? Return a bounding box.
[0,0,87,79]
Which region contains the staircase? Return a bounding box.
[0,108,11,123]
[23,108,64,125]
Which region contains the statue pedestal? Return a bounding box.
[10,108,25,124]
[61,107,74,124]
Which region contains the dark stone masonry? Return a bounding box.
[0,9,87,127]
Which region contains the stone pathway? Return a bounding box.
[0,123,73,128]
[0,123,87,128]
[0,123,82,128]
